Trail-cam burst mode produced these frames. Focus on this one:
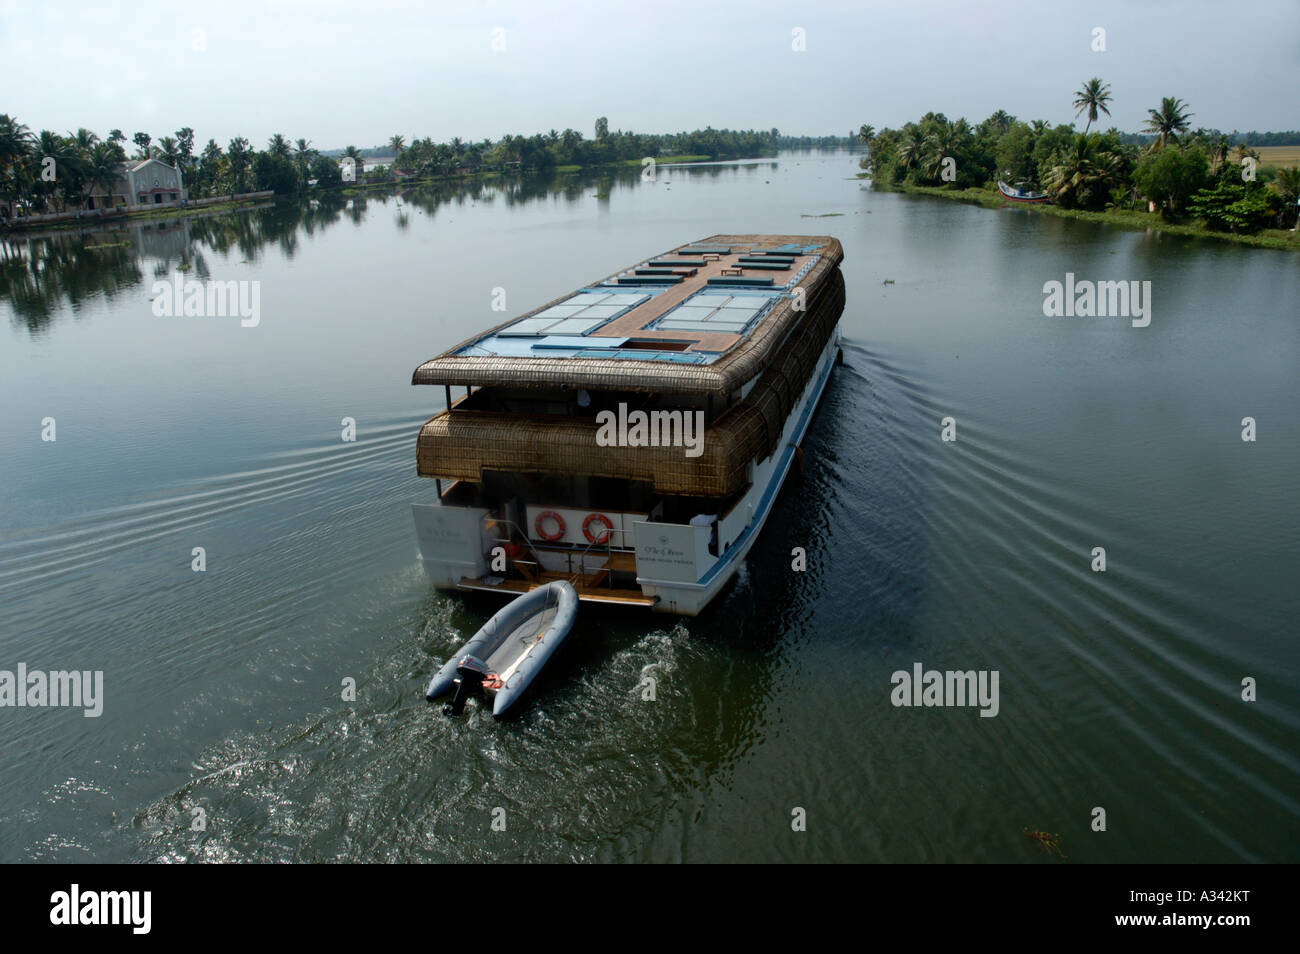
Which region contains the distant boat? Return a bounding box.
[998,180,1051,203]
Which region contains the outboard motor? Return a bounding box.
[444,654,491,715]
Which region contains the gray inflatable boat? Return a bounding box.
[425,580,578,717]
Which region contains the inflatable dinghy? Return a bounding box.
[425,580,578,717]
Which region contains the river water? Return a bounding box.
[1,151,1296,862]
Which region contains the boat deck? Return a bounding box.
[457,575,658,607]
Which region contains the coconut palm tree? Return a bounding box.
[895,126,925,178]
[0,115,35,211]
[1234,143,1261,165]
[198,139,225,195]
[1273,166,1300,223]
[857,124,876,146]
[1042,133,1123,209]
[33,131,81,210]
[68,127,100,154]
[156,136,179,166]
[294,138,317,190]
[922,119,969,182]
[226,137,252,192]
[1143,96,1193,149]
[1210,135,1230,173]
[387,135,405,156]
[1073,78,1113,134]
[985,110,1012,133]
[0,114,34,168]
[267,133,292,160]
[84,142,123,209]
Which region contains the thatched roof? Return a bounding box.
[416,269,845,497]
[411,234,844,397]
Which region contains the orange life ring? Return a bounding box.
[535,510,565,541]
[582,512,614,544]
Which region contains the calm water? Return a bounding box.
[1,152,1297,862]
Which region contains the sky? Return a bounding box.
[4,0,1297,151]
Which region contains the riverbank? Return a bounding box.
[869,178,1300,251]
[1,191,276,234]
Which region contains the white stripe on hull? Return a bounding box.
[639,329,840,614]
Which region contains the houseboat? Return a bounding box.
[410,233,845,615]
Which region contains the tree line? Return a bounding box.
[0,116,787,214]
[382,120,778,176]
[859,80,1300,233]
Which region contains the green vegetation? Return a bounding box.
[889,182,1299,250]
[777,133,859,150]
[859,81,1300,242]
[385,124,776,178]
[1,115,784,221]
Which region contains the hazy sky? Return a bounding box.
[5,0,1297,150]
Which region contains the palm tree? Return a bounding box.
[199,139,225,195]
[1142,96,1193,149]
[1,117,36,212]
[387,135,405,156]
[1234,143,1261,164]
[156,136,179,166]
[68,127,100,154]
[857,124,876,146]
[226,137,252,192]
[267,133,292,160]
[33,131,81,210]
[895,126,925,178]
[1210,135,1230,172]
[1272,166,1300,223]
[84,142,123,209]
[294,138,317,190]
[985,110,1012,133]
[1072,78,1113,134]
[1042,133,1123,209]
[922,119,968,182]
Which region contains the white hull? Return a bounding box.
[636,328,839,614]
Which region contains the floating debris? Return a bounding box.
[1022,828,1067,858]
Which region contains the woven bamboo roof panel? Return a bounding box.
[411,234,844,397]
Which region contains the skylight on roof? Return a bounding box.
[498,291,647,337]
[650,290,778,335]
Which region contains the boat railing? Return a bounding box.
[481,515,622,591]
[481,516,548,568]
